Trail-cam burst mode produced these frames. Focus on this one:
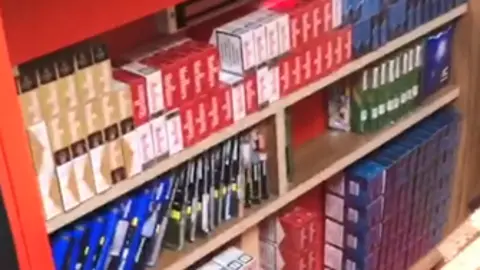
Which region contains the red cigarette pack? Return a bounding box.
[194,94,211,141]
[112,69,149,126]
[180,100,197,147]
[243,73,259,114]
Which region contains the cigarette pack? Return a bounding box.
[73,44,96,104]
[213,247,257,270]
[220,72,247,122]
[54,49,79,112]
[166,110,185,155]
[90,43,112,97]
[194,94,211,141]
[180,101,197,148]
[37,56,61,120]
[243,73,259,114]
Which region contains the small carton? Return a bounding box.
[90,43,112,96]
[179,100,197,148]
[165,110,184,155]
[220,72,247,122]
[243,73,259,114]
[73,44,96,104]
[194,94,211,141]
[213,247,256,270]
[16,63,43,126]
[36,57,61,120]
[54,49,79,112]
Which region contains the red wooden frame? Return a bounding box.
[0,15,55,270]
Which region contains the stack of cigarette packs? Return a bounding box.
[328,25,454,134]
[324,106,460,270]
[259,186,326,270]
[349,0,464,58]
[49,127,272,269]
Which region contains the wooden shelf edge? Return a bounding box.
[159,86,460,270]
[46,4,467,233]
[410,207,480,270]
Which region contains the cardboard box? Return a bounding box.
[84,98,111,193]
[102,84,128,183]
[74,44,96,104]
[115,80,143,177]
[27,121,64,219]
[213,247,257,270]
[180,101,197,148]
[37,57,61,120]
[243,73,259,114]
[16,63,43,127]
[68,107,96,202]
[208,90,222,133]
[166,110,184,155]
[90,43,112,96]
[141,53,182,110]
[46,114,79,210]
[121,61,165,117]
[194,94,211,141]
[54,49,79,112]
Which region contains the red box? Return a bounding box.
[113,69,149,126]
[194,94,210,141]
[309,0,325,40]
[279,212,309,252]
[301,45,314,85]
[288,5,305,50]
[201,43,221,91]
[323,0,333,32]
[333,27,353,70]
[170,50,195,104]
[181,42,208,97]
[323,33,335,75]
[180,101,197,147]
[278,55,294,97]
[340,26,352,65]
[207,92,222,133]
[244,73,259,114]
[299,2,313,46]
[283,250,309,270]
[141,52,181,110]
[312,35,326,80]
[291,51,304,91]
[215,83,234,129]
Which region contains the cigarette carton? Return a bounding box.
[90,43,112,96]
[73,45,96,105]
[54,49,79,112]
[37,57,61,120]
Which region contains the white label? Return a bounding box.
[347,208,359,223]
[387,100,393,112]
[416,45,423,68]
[362,71,369,91]
[403,53,409,75]
[412,85,419,98]
[378,104,386,115]
[394,97,400,109]
[325,219,344,247]
[346,259,356,270]
[349,181,360,196]
[231,84,247,121]
[388,60,395,83]
[409,49,415,72]
[380,63,387,85]
[325,244,343,270]
[347,234,358,250]
[372,67,379,89]
[360,110,367,121]
[395,57,401,79]
[401,92,407,104]
[325,193,344,222]
[166,113,184,155]
[371,108,378,119]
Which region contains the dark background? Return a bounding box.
[0,187,19,270]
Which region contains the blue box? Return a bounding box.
[423,26,454,97]
[387,0,407,40]
[353,18,373,57]
[345,196,384,233]
[344,223,383,259]
[406,0,418,31]
[344,248,380,270]
[346,161,386,206]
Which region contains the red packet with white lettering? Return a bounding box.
[218,82,234,128]
[180,101,197,148]
[278,55,294,97]
[141,53,181,110]
[323,33,335,76]
[166,110,184,155]
[256,65,273,108]
[169,50,195,104]
[323,0,333,32]
[244,73,259,114]
[208,90,222,133]
[301,46,314,85]
[291,51,304,91]
[340,26,352,66]
[312,41,326,80]
[220,72,247,122]
[194,94,211,141]
[181,42,208,97]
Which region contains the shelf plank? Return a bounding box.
[45,5,467,233]
[153,86,459,270]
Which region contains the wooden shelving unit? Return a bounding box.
[0,1,477,270]
[46,5,468,233]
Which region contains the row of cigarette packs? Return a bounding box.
[328,25,453,134]
[50,128,272,270]
[324,106,460,270]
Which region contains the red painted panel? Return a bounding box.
[0,16,55,269]
[3,0,184,65]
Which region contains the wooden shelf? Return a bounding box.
[152,86,459,270]
[45,4,467,233]
[410,207,480,270]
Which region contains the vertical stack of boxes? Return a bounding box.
[16,42,116,218]
[322,106,460,270]
[260,206,323,270]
